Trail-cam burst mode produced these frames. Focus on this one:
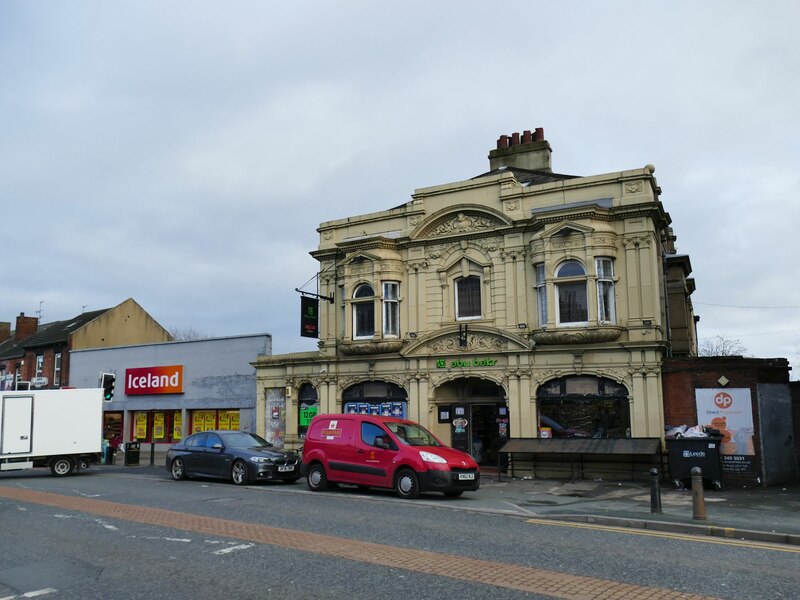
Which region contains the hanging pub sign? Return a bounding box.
[300,295,319,338]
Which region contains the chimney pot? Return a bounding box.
[522,130,532,144]
[511,132,520,145]
[497,135,509,149]
[535,127,544,141]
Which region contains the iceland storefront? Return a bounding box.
[69,334,271,454]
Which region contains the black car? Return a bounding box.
[166,430,300,485]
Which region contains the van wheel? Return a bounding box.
[307,463,328,491]
[231,460,249,485]
[395,468,420,499]
[50,457,76,477]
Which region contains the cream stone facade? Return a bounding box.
[254,129,696,466]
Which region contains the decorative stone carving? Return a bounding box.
[623,235,650,249]
[338,341,404,355]
[426,334,506,353]
[624,181,643,194]
[531,327,623,345]
[323,231,333,240]
[427,212,499,237]
[477,240,499,253]
[505,200,519,211]
[500,249,525,262]
[533,369,564,385]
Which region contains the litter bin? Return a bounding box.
[666,436,723,489]
[123,442,141,466]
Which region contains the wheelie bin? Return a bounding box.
[666,436,723,489]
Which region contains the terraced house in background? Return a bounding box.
[255,129,700,469]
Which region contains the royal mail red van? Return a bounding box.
[301,414,480,498]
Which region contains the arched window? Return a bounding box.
[556,260,588,325]
[353,283,375,339]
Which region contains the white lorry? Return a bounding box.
[0,388,103,476]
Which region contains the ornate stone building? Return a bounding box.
[254,129,697,465]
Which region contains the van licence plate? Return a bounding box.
[458,473,475,480]
[278,466,294,472]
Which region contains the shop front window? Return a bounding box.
[537,376,630,439]
[298,383,318,438]
[343,381,407,418]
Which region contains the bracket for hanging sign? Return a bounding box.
[295,288,334,304]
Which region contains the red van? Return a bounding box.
[301,414,480,498]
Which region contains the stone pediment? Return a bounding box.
[401,326,532,357]
[415,208,510,240]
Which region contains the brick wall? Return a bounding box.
[662,357,791,487]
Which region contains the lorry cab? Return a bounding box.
[302,414,480,498]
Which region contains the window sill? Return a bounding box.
[339,340,404,355]
[531,326,623,345]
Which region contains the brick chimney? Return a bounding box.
[488,128,552,172]
[15,313,38,341]
[0,322,10,343]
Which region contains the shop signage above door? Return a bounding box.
[125,365,184,395]
[435,357,498,369]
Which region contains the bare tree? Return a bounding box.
[169,326,211,341]
[698,335,748,357]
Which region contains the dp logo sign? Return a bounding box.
[714,392,733,409]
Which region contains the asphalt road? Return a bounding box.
[1,467,798,599]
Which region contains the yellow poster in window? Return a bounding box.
[193,410,209,433]
[173,412,182,440]
[204,411,216,430]
[153,412,165,439]
[230,411,240,431]
[218,411,230,430]
[135,413,147,439]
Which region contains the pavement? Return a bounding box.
[471,472,800,546]
[112,457,800,546]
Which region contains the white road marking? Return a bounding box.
[213,543,255,555]
[0,588,59,600]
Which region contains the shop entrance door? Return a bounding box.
[470,403,508,466]
[450,404,469,454]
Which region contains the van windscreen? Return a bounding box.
[387,422,442,447]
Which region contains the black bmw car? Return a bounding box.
[166,430,300,485]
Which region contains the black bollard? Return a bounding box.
[649,468,662,514]
[149,442,155,466]
[691,466,707,520]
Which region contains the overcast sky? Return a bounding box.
[2,2,798,377]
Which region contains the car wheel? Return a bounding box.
[395,468,420,499]
[307,463,328,491]
[170,458,187,481]
[231,460,249,486]
[50,457,76,477]
[444,490,463,498]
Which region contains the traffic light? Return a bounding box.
[101,373,116,402]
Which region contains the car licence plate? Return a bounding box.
[278,466,294,472]
[458,473,475,480]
